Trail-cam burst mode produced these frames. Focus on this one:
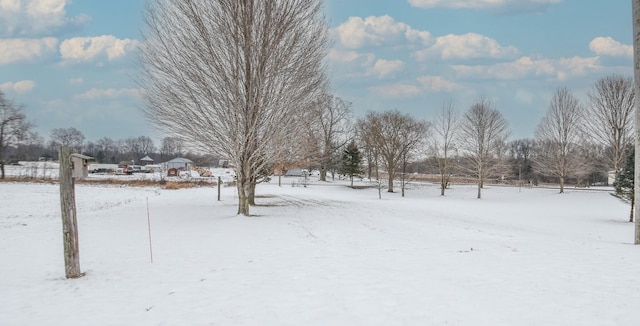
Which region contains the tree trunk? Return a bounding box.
[630,195,635,223]
[236,165,251,216]
[320,165,327,182]
[248,175,256,206]
[59,147,83,279]
[560,176,565,194]
[633,0,640,244]
[477,176,482,199]
[0,161,4,179]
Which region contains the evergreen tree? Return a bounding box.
[614,147,634,222]
[340,141,362,187]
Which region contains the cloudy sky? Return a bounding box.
[0,0,633,143]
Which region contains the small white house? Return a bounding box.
[163,157,194,171]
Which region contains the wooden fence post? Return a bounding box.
[218,176,222,201]
[59,146,83,278]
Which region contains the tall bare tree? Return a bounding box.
[586,74,635,178]
[358,110,429,193]
[432,100,459,196]
[0,90,33,179]
[459,97,509,199]
[160,136,184,161]
[533,87,583,193]
[307,94,353,181]
[50,127,85,154]
[633,0,640,244]
[138,0,329,215]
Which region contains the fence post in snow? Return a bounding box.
[218,176,222,201]
[59,146,84,279]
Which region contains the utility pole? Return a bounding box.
[633,0,640,244]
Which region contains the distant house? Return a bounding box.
[140,155,154,166]
[163,157,194,171]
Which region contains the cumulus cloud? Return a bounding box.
[334,15,431,49]
[328,49,375,65]
[0,80,37,93]
[370,59,405,79]
[589,37,632,58]
[60,35,140,65]
[413,33,519,61]
[68,77,83,86]
[407,0,563,13]
[74,88,141,100]
[370,83,423,98]
[416,76,459,92]
[0,37,58,65]
[0,0,90,37]
[452,55,600,81]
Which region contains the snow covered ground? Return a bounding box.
[1,180,639,325]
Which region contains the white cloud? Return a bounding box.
[589,37,632,58]
[0,37,58,65]
[334,15,431,49]
[416,76,459,92]
[68,77,84,86]
[60,35,140,65]
[413,33,519,61]
[370,59,405,79]
[407,0,563,12]
[452,56,601,81]
[0,0,90,36]
[74,88,141,100]
[370,83,423,98]
[0,80,37,93]
[328,49,375,65]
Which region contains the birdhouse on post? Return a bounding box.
[59,148,92,279]
[70,154,93,180]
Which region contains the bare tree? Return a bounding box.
[138,0,328,215]
[358,110,429,193]
[533,87,583,193]
[432,100,459,196]
[633,0,640,244]
[586,74,635,178]
[307,94,353,181]
[50,127,85,154]
[0,90,33,179]
[160,136,184,161]
[459,97,509,199]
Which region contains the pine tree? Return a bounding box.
[340,141,362,187]
[614,147,634,222]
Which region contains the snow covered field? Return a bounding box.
[1,180,639,325]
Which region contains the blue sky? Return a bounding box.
[0,0,633,143]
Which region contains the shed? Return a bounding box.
[140,155,154,166]
[70,154,94,179]
[164,157,194,171]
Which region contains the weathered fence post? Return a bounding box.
[217,176,222,201]
[59,146,83,278]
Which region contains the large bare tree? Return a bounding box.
[138,0,329,215]
[432,100,459,196]
[358,110,429,193]
[533,87,584,193]
[633,0,640,244]
[306,94,353,181]
[586,74,635,178]
[0,90,33,179]
[49,127,85,154]
[459,97,509,199]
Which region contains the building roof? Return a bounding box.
[166,157,193,164]
[140,155,154,162]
